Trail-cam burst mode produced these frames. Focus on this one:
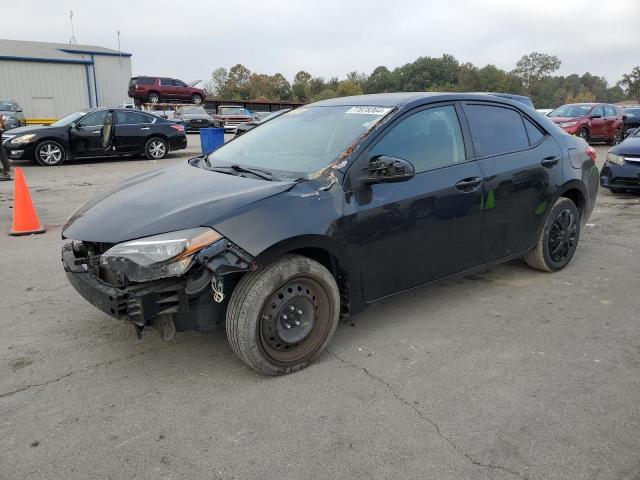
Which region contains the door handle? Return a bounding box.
[541,156,560,168]
[455,176,484,191]
[140,127,150,130]
[91,130,100,134]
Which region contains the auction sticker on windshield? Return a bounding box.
[345,106,393,115]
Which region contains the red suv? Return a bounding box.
[548,103,624,145]
[128,77,205,105]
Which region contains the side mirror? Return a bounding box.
[590,114,602,119]
[622,115,628,120]
[367,155,415,184]
[69,122,77,129]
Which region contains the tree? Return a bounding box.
[227,64,252,99]
[512,52,561,92]
[336,80,362,97]
[619,66,640,102]
[268,73,291,101]
[209,67,229,97]
[364,66,395,93]
[292,70,312,101]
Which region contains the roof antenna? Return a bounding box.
[69,10,78,45]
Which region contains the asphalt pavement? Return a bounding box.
[0,138,639,480]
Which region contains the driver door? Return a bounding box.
[347,103,484,301]
[69,110,110,157]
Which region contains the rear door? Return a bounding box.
[603,104,618,138]
[348,103,485,301]
[69,110,109,157]
[461,102,563,262]
[173,79,189,100]
[113,110,157,153]
[159,77,176,100]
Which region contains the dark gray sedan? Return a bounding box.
[0,100,26,130]
[174,106,213,131]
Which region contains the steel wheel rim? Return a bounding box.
[548,208,577,263]
[259,276,332,365]
[579,130,588,139]
[39,143,62,164]
[149,141,166,158]
[192,96,202,104]
[149,94,159,103]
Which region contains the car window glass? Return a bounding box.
[591,106,604,117]
[160,78,173,86]
[77,110,108,127]
[173,79,187,87]
[464,104,529,156]
[523,117,544,145]
[369,105,466,173]
[116,111,153,124]
[139,77,154,85]
[604,105,616,116]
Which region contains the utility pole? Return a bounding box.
[69,10,78,45]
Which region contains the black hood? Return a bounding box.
[612,136,640,155]
[5,125,54,135]
[62,161,296,244]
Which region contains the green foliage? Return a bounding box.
[619,66,640,102]
[207,55,636,107]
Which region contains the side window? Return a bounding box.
[77,110,108,127]
[173,79,187,87]
[116,111,153,124]
[369,105,466,173]
[604,105,616,116]
[523,117,545,146]
[591,106,604,117]
[138,77,155,85]
[160,78,173,86]
[464,104,529,157]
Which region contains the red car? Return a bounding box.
[128,76,205,105]
[548,103,624,145]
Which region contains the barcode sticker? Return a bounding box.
[345,106,393,115]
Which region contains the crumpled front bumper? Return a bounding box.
[61,244,224,332]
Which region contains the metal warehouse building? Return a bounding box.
[0,39,132,121]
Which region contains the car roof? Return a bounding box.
[309,92,534,109]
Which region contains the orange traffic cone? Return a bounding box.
[9,167,45,236]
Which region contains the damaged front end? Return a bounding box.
[62,230,257,339]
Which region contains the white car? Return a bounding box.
[536,108,553,116]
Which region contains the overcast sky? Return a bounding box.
[2,0,639,85]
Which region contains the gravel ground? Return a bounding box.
[0,139,639,480]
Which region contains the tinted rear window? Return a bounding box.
[524,117,544,145]
[465,104,529,157]
[131,77,154,86]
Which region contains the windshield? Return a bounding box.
[50,111,87,127]
[549,105,592,118]
[207,105,394,178]
[219,107,246,115]
[181,107,207,114]
[0,102,15,111]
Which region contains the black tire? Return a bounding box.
[577,128,589,142]
[524,197,581,272]
[144,137,168,160]
[191,94,203,104]
[147,92,160,104]
[226,255,340,376]
[35,140,66,166]
[607,129,622,146]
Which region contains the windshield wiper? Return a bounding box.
[203,158,275,181]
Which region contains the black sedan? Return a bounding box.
[1,108,187,166]
[234,109,290,137]
[600,128,640,193]
[62,93,597,375]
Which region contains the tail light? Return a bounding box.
[171,124,185,134]
[585,146,596,161]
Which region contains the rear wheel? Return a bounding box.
[35,140,66,166]
[577,128,589,142]
[607,129,622,146]
[226,255,340,376]
[191,94,203,104]
[147,92,160,104]
[144,137,168,160]
[524,197,581,272]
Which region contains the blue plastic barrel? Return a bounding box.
[200,127,225,155]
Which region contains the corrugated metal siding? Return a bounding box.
[0,59,89,118]
[93,55,132,107]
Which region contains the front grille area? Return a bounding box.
[613,178,640,186]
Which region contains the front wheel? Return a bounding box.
[226,255,340,376]
[524,197,581,272]
[35,140,66,166]
[144,137,168,160]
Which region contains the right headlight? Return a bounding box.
[10,134,36,144]
[101,227,222,282]
[607,153,624,165]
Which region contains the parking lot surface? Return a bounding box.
[0,139,639,479]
